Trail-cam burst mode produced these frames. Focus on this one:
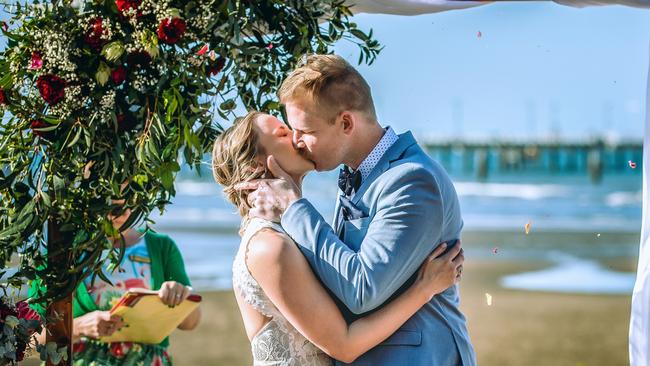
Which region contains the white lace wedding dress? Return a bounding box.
[232,217,333,366]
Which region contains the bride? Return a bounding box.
[211,111,464,365]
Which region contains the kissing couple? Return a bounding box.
[211,54,476,366]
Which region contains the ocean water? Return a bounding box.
[501,251,636,295]
[151,165,643,292]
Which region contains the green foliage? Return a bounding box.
[0,0,380,306]
[0,298,45,365]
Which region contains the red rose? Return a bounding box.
[115,0,141,13]
[127,51,151,67]
[10,301,34,361]
[16,341,27,362]
[208,57,226,76]
[117,113,137,132]
[84,18,106,51]
[0,302,17,320]
[111,66,127,85]
[36,74,66,105]
[0,89,7,105]
[29,51,43,70]
[31,119,47,135]
[157,18,186,45]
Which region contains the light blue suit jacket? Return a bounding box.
[281,131,476,366]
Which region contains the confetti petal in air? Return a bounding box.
[524,220,532,235]
[491,247,499,254]
[477,31,482,38]
[485,293,492,306]
[629,160,637,169]
[597,233,601,238]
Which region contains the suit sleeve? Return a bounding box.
[281,167,444,314]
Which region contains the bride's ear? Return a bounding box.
[261,164,272,179]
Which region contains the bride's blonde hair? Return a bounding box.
[212,111,267,223]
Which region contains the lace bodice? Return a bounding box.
[232,218,333,366]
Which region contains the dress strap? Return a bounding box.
[233,218,285,318]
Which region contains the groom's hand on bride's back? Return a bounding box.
[234,155,302,222]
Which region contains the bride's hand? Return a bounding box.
[414,241,464,302]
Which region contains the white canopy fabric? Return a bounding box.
[350,0,650,14]
[348,0,485,15]
[632,42,650,365]
[350,1,650,365]
[554,0,650,7]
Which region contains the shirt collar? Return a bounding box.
[355,127,398,182]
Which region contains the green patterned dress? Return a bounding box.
[30,230,192,366]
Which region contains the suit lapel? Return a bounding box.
[351,131,418,205]
[333,190,344,234]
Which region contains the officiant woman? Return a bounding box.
[29,198,202,366]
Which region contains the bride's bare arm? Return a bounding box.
[247,229,463,363]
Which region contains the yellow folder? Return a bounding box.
[100,288,201,344]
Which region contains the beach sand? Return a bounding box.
[22,231,637,366]
[163,258,635,366]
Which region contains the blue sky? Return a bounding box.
[334,2,650,141]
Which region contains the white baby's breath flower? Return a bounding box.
[99,90,116,111]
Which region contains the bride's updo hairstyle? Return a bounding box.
[212,111,266,219]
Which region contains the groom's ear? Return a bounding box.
[339,111,355,135]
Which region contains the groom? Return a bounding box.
[238,54,476,365]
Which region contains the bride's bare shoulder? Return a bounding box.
[247,228,302,272]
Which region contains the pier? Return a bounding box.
[421,139,643,183]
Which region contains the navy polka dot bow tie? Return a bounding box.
[338,167,362,197]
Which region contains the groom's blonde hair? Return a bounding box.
[278,54,376,123]
[212,111,266,224]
